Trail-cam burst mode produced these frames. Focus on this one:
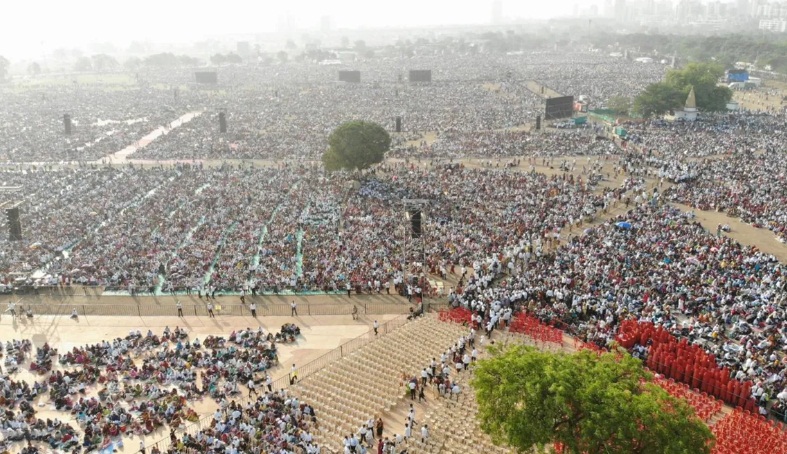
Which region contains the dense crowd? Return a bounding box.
[0,325,308,453]
[1,162,607,296]
[0,87,200,162]
[0,51,674,164]
[451,195,787,420]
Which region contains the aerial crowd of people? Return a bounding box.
[2,47,787,453]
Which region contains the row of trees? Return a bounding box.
[608,62,733,117]
[592,32,787,74]
[473,345,714,454]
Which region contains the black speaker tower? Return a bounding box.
[536,115,541,131]
[219,112,227,133]
[5,207,22,241]
[64,114,72,135]
[395,116,402,133]
[410,210,422,238]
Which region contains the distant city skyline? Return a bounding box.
[1,0,783,60]
[1,0,603,59]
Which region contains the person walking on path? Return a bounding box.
[373,320,379,335]
[247,378,258,397]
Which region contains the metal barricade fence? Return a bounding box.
[17,301,416,318]
[147,312,412,452]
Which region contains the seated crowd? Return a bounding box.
[0,324,306,453]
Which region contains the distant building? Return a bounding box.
[492,0,503,24]
[759,18,787,32]
[321,15,332,33]
[236,41,251,57]
[615,0,627,20]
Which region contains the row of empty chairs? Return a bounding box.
[412,351,510,453]
[290,314,468,453]
[712,408,787,454]
[655,376,724,422]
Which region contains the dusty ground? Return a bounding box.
[0,312,401,453]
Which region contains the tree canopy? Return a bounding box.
[472,345,714,454]
[0,55,10,82]
[322,121,391,172]
[633,62,732,117]
[590,32,787,74]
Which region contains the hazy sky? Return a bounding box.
[1,0,596,59]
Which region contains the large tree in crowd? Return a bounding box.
[322,121,391,172]
[634,62,732,117]
[0,55,9,82]
[633,82,688,118]
[472,345,714,454]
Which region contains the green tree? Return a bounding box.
[210,53,227,65]
[144,53,180,68]
[91,54,119,72]
[27,61,41,76]
[472,345,714,454]
[225,53,243,64]
[633,82,686,117]
[0,55,10,81]
[73,56,93,72]
[322,121,391,172]
[664,62,732,111]
[123,57,142,72]
[607,96,633,116]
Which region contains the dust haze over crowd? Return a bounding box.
[0,0,588,58]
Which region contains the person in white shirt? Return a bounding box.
[420,424,429,443]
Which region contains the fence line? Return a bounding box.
[146,313,412,452]
[11,301,415,318]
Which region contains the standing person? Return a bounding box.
[373,320,379,336]
[7,301,16,319]
[249,302,257,318]
[404,422,412,441]
[70,308,78,319]
[176,300,183,317]
[291,300,298,316]
[352,305,359,320]
[366,418,375,441]
[139,440,145,454]
[265,374,273,392]
[247,378,257,397]
[346,282,352,297]
[375,418,384,439]
[207,302,215,318]
[290,364,298,384]
[420,424,429,444]
[408,380,416,400]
